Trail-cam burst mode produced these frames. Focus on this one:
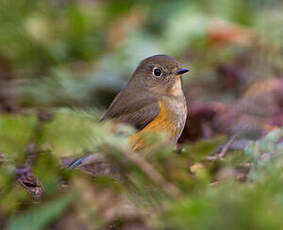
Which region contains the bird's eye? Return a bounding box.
[153,68,162,77]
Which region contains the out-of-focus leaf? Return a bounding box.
[7,194,73,230]
[0,114,36,156]
[185,136,226,160]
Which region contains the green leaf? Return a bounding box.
[0,114,36,156]
[8,194,73,230]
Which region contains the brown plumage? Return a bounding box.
[68,55,189,169]
[102,54,189,151]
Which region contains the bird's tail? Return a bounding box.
[66,153,103,170]
[67,156,88,170]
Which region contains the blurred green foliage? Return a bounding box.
[0,0,281,107]
[0,0,283,229]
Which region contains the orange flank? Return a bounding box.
[128,101,177,151]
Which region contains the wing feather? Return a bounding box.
[101,89,159,130]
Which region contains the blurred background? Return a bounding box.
[0,0,282,230]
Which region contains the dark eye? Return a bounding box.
[153,68,162,77]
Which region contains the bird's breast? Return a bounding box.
[129,96,187,151]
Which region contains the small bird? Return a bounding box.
[68,55,189,168]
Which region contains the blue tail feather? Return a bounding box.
[67,156,87,170]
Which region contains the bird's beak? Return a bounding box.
[176,68,189,75]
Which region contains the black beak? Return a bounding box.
[176,68,189,75]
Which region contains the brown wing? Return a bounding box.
[101,89,159,130]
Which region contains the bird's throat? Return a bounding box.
[169,75,184,96]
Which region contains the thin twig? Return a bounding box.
[206,134,238,161]
[218,134,238,158]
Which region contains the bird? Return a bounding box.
[68,54,189,169]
